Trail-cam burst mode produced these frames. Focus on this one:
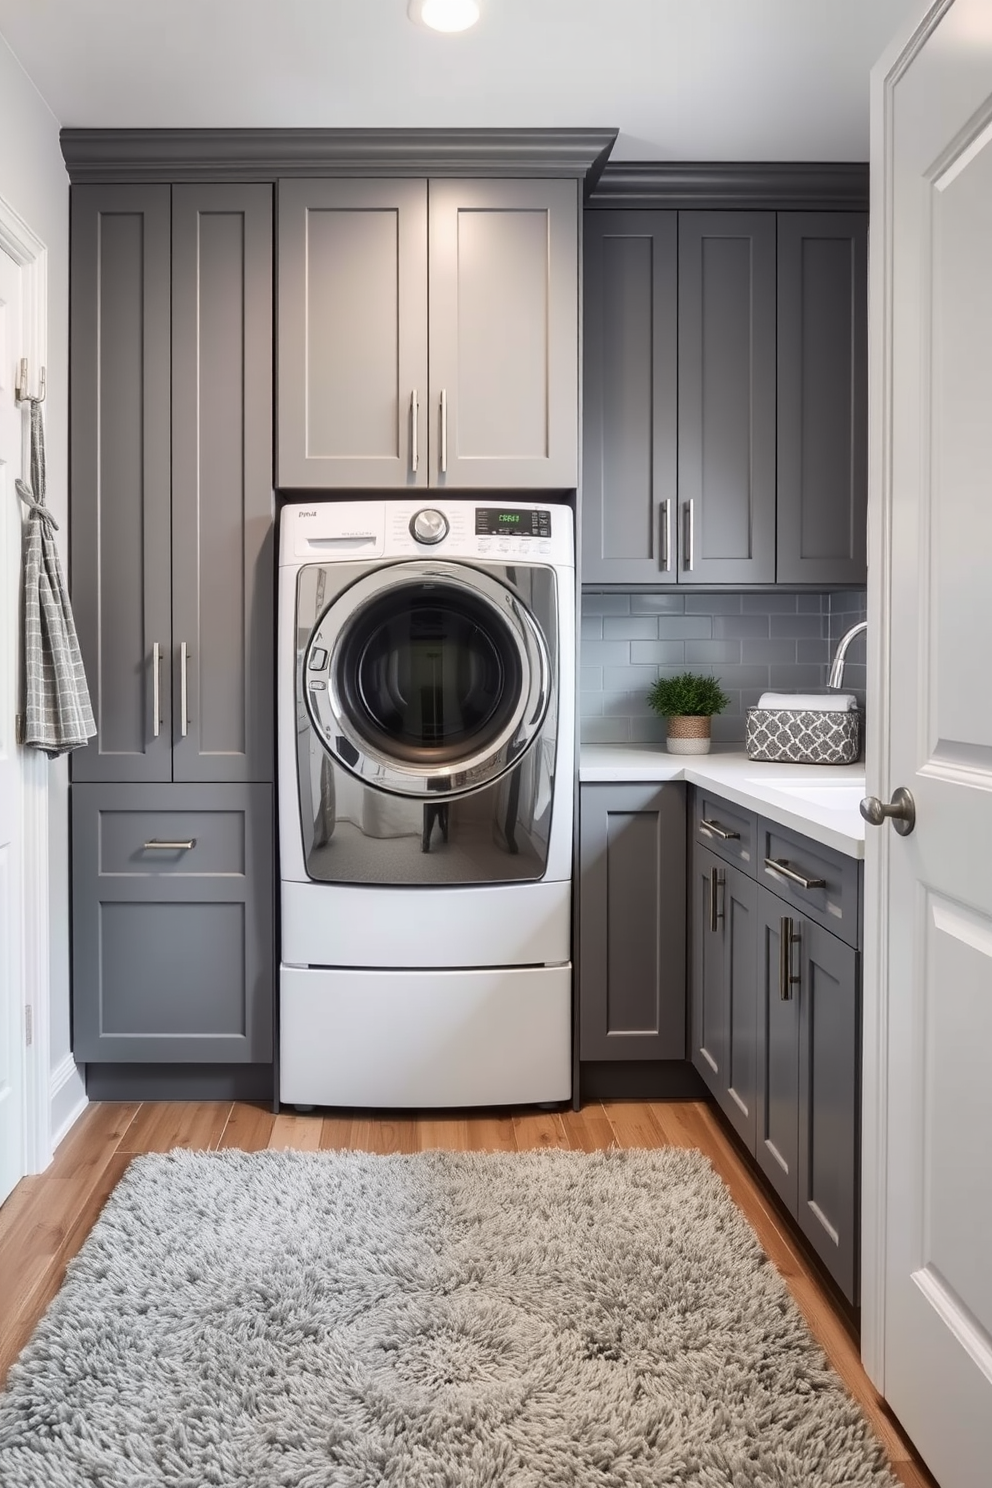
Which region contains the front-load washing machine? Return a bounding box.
[277,497,575,1108]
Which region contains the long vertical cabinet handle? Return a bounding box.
[709,866,724,933]
[410,389,418,474]
[180,641,189,739]
[684,500,695,572]
[660,500,672,572]
[152,642,161,738]
[440,388,447,475]
[779,916,800,1001]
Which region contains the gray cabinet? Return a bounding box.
[71,183,274,785]
[277,177,578,491]
[776,213,868,584]
[756,888,860,1302]
[687,787,861,1302]
[580,207,868,588]
[579,783,686,1063]
[72,785,273,1064]
[690,842,758,1151]
[69,182,275,1078]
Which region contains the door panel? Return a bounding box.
[70,186,172,782]
[171,185,274,783]
[277,179,428,488]
[582,212,678,583]
[875,7,992,1478]
[678,212,776,583]
[428,179,578,488]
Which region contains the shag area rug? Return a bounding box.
[0,1148,895,1487]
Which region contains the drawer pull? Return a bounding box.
[709,865,724,933]
[764,857,826,891]
[143,839,197,851]
[779,916,800,1000]
[700,818,740,841]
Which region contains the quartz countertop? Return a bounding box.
[579,745,866,858]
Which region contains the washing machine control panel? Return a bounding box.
[282,499,573,568]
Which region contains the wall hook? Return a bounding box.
[15,358,46,404]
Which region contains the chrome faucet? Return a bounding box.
[827,620,867,689]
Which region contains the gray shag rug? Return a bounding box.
[0,1147,896,1487]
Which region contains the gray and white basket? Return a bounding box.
[745,707,861,765]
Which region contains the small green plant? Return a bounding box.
[647,671,730,718]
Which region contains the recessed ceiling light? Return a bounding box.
[409,0,481,33]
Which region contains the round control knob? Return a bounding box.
[410,508,448,545]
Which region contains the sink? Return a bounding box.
[759,782,865,812]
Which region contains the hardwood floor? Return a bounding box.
[0,1098,937,1486]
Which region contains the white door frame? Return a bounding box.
[0,190,52,1177]
[860,0,956,1391]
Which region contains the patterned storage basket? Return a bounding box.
[745,707,862,765]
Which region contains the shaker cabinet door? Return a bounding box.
[582,211,677,583]
[171,184,274,784]
[678,212,777,584]
[428,178,578,490]
[276,178,429,489]
[70,185,173,783]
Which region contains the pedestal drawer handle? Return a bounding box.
[143,839,197,851]
[764,857,826,890]
[700,818,739,841]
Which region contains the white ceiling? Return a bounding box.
[0,0,923,159]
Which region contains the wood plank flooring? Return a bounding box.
[0,1098,938,1487]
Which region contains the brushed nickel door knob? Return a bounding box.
[860,786,916,836]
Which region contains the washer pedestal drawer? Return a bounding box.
[279,963,571,1108]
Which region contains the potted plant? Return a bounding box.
[646,672,730,755]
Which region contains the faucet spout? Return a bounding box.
[827,620,867,689]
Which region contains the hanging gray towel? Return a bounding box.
[16,398,96,757]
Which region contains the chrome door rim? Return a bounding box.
[303,561,552,797]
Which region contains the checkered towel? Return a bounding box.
[16,398,96,757]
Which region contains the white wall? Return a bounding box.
[0,34,85,1151]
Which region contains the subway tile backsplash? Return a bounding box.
[579,591,863,745]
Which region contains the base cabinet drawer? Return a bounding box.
[71,784,274,1064]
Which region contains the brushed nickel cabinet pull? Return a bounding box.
[152,641,161,739]
[180,641,190,738]
[661,500,672,572]
[411,389,419,473]
[440,388,447,474]
[764,857,826,891]
[143,839,196,851]
[700,818,740,841]
[779,916,800,1000]
[709,865,724,933]
[685,499,695,571]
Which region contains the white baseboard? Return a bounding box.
[50,1056,87,1156]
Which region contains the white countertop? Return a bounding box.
[580,745,866,858]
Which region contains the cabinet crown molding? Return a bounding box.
[60,127,619,188]
[587,161,869,211]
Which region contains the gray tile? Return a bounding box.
[684,640,742,665]
[797,639,829,665]
[743,593,798,614]
[711,615,769,639]
[770,614,826,640]
[629,640,690,664]
[629,593,685,614]
[604,664,663,690]
[602,691,636,717]
[713,665,774,690]
[580,615,604,640]
[711,714,746,744]
[580,641,631,666]
[627,717,668,745]
[580,716,631,744]
[581,593,631,616]
[625,691,663,718]
[742,639,798,665]
[684,594,742,614]
[797,593,826,613]
[765,663,830,690]
[580,666,603,692]
[580,693,605,716]
[603,617,660,641]
[656,616,713,640]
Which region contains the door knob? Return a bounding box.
[860,786,916,836]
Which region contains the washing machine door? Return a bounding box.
[303,561,552,797]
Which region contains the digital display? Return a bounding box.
[475,508,552,538]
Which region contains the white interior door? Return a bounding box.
[870,3,992,1484]
[0,244,25,1208]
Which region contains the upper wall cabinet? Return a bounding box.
[70,183,274,785]
[581,176,868,587]
[277,177,579,490]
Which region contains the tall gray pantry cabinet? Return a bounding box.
[69,184,275,1090]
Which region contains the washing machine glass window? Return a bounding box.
[304,561,552,798]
